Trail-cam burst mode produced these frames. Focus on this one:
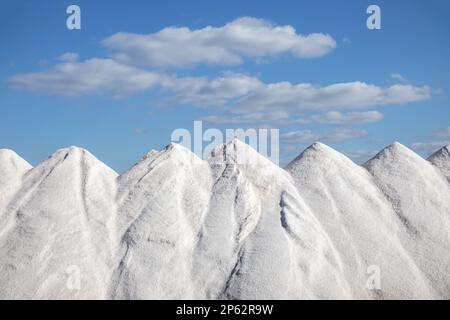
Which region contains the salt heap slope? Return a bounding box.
[0,141,449,299]
[111,144,213,299]
[286,142,434,299]
[0,149,32,215]
[0,147,118,299]
[196,139,346,299]
[110,140,347,299]
[428,145,450,183]
[364,142,450,299]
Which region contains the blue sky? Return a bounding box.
[1,0,449,172]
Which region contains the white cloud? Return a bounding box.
[59,52,79,63]
[436,127,450,137]
[102,17,336,68]
[281,128,368,144]
[410,127,450,154]
[202,110,383,125]
[163,73,262,107]
[234,82,431,114]
[390,73,408,82]
[309,110,383,124]
[201,111,291,124]
[7,59,432,122]
[8,58,166,96]
[344,149,378,164]
[411,141,449,153]
[167,80,430,126]
[9,61,432,132]
[8,58,262,105]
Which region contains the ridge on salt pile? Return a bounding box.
[0,149,32,179]
[112,140,348,299]
[0,149,32,216]
[364,142,450,299]
[428,144,450,183]
[286,142,434,299]
[111,143,213,299]
[0,147,118,299]
[196,139,348,299]
[0,140,449,299]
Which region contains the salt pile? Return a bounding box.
[0,141,449,299]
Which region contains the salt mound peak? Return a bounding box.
[131,142,193,165]
[309,141,331,151]
[428,144,450,161]
[0,148,32,173]
[427,144,450,182]
[53,146,111,165]
[127,149,159,170]
[35,146,118,177]
[213,138,258,154]
[143,149,159,160]
[46,145,88,162]
[0,148,18,157]
[286,141,354,170]
[159,142,203,159]
[52,145,92,158]
[209,138,273,167]
[301,141,341,156]
[119,142,204,186]
[0,148,29,162]
[364,142,421,166]
[158,142,204,165]
[380,141,411,155]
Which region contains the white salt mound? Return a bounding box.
[428,145,450,183]
[363,142,450,299]
[0,149,32,216]
[0,141,449,299]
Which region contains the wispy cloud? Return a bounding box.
[281,128,368,144]
[134,128,145,134]
[201,111,291,124]
[410,127,450,154]
[9,60,432,130]
[59,52,79,63]
[344,149,378,164]
[8,58,166,96]
[10,58,431,111]
[102,17,336,68]
[342,37,351,44]
[308,110,383,124]
[234,82,431,114]
[436,126,450,138]
[6,16,434,130]
[390,73,408,82]
[411,141,449,153]
[162,73,262,107]
[202,110,383,125]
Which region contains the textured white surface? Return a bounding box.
[0,149,32,216]
[428,145,450,183]
[0,147,117,299]
[286,142,439,299]
[363,142,450,298]
[0,140,449,299]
